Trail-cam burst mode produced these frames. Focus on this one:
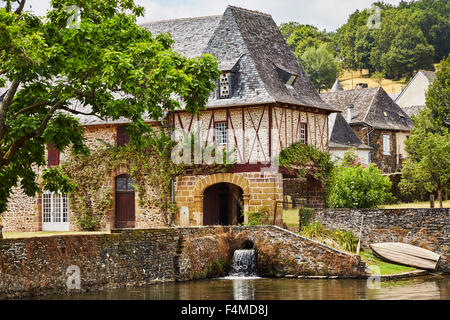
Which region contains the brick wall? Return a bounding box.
[311,208,449,273]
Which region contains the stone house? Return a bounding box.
[395,70,435,116]
[328,112,371,165]
[321,87,413,173]
[3,6,336,232]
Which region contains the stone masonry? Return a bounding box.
[311,208,449,273]
[0,226,367,299]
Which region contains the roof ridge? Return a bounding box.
[227,5,272,17]
[361,86,381,123]
[140,14,222,25]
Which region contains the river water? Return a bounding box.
[41,275,449,300]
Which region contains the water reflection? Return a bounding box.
[36,275,450,300]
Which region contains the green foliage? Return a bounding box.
[243,207,269,226]
[380,24,434,79]
[300,220,358,253]
[284,24,335,57]
[300,220,327,239]
[0,0,219,214]
[299,44,340,92]
[62,129,183,229]
[328,163,394,208]
[76,213,100,231]
[425,55,450,131]
[399,57,450,206]
[334,1,447,78]
[333,229,358,253]
[299,207,313,228]
[279,142,334,186]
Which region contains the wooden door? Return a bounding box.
[115,175,135,228]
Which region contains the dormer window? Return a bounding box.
[219,72,231,99]
[286,74,297,86]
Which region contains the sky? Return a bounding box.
[24,0,403,31]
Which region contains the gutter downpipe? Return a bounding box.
[367,126,375,162]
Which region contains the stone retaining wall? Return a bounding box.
[311,208,449,273]
[0,226,366,299]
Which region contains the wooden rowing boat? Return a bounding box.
[369,242,441,270]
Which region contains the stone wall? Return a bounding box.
[311,208,449,273]
[0,226,366,299]
[353,125,400,173]
[283,176,325,209]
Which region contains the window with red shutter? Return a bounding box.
[47,144,60,166]
[116,126,130,147]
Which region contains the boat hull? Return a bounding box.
[369,242,441,270]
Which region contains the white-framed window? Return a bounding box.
[219,72,231,99]
[300,123,307,144]
[383,135,390,155]
[215,122,227,145]
[42,191,69,231]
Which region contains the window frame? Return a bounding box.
[42,191,69,231]
[383,134,391,155]
[214,121,228,146]
[299,123,308,145]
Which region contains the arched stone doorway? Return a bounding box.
[203,183,244,225]
[114,174,135,228]
[191,173,250,226]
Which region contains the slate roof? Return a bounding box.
[328,112,371,150]
[141,6,334,111]
[320,87,412,131]
[419,70,436,82]
[3,6,334,126]
[141,15,222,58]
[402,105,425,118]
[330,79,343,92]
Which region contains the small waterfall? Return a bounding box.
[228,249,257,277]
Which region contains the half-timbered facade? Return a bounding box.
[2,6,335,232]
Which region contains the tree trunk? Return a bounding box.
[430,194,435,208]
[438,188,443,209]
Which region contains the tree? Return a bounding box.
[399,56,450,208]
[381,24,434,79]
[328,161,394,209]
[282,23,335,58]
[425,55,450,131]
[299,44,340,92]
[0,0,219,214]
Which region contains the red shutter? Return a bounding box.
[47,144,60,166]
[116,126,130,147]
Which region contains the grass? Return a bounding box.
[2,231,108,239]
[382,200,450,209]
[337,69,407,94]
[283,208,300,228]
[360,251,418,275]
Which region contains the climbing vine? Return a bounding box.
[61,129,184,230]
[278,142,334,186]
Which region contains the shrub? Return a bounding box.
[328,163,395,208]
[76,213,100,231]
[299,207,314,228]
[243,207,269,226]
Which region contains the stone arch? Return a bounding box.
[192,173,250,225]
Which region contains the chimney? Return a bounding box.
[346,104,354,123]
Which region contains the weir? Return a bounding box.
[228,249,257,277]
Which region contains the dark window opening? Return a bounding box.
[116,125,130,147]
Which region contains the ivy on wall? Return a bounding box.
[62,129,184,230]
[278,142,334,185]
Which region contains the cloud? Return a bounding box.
[25,0,402,31]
